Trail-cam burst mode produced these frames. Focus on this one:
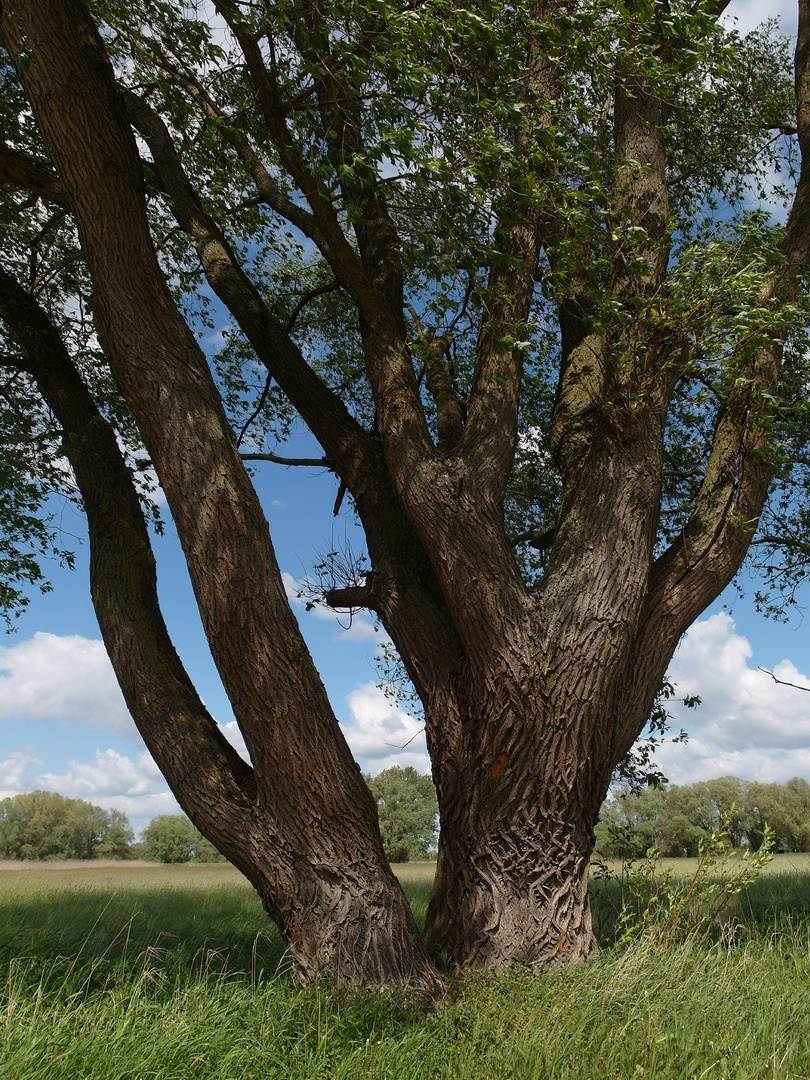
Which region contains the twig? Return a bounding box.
[384,726,426,750]
[757,667,810,693]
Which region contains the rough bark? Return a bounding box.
[0,0,438,992]
[3,0,810,984]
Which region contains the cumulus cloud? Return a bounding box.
[341,682,430,775]
[656,613,810,784]
[39,748,164,799]
[0,633,135,737]
[0,749,43,799]
[0,746,179,833]
[722,0,796,36]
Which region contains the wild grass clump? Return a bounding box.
[1,859,810,1078]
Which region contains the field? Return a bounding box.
[1,858,809,1079]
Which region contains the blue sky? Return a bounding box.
[2,0,809,836]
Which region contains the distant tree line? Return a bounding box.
[0,773,440,865]
[596,777,810,859]
[0,790,133,860]
[0,792,225,863]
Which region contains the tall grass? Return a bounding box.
[1,860,809,1079]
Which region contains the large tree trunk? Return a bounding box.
[0,0,438,992]
[3,0,808,989]
[420,421,667,966]
[425,700,603,968]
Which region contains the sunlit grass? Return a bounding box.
[1,859,809,1078]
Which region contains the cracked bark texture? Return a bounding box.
[2,0,809,982]
[0,0,437,992]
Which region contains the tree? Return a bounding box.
[366,767,439,862]
[595,783,670,859]
[596,776,810,856]
[141,814,226,864]
[746,776,810,851]
[0,791,134,860]
[1,0,810,987]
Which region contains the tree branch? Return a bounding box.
[781,0,810,271]
[0,262,258,833]
[287,0,406,313]
[285,281,341,334]
[241,452,328,466]
[407,305,465,454]
[129,52,342,267]
[461,8,560,499]
[211,0,438,486]
[211,0,389,319]
[758,666,810,693]
[122,88,372,489]
[0,142,69,207]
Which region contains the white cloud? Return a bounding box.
[722,0,796,37]
[0,632,135,737]
[39,747,164,799]
[657,613,810,784]
[0,746,179,834]
[218,720,251,763]
[341,682,430,775]
[0,749,43,799]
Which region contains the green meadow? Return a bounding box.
[1,857,809,1079]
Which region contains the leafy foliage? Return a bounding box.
[0,790,133,860]
[611,813,775,950]
[365,767,438,862]
[612,677,695,793]
[141,814,226,864]
[2,0,808,623]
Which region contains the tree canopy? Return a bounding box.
[366,766,439,862]
[141,814,227,864]
[0,790,133,860]
[1,0,810,989]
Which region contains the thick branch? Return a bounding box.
[122,89,371,488]
[632,2,810,663]
[120,51,464,773]
[782,0,810,271]
[407,306,464,454]
[0,142,69,207]
[241,452,327,467]
[612,66,669,297]
[461,9,560,499]
[0,264,258,849]
[611,343,779,768]
[324,583,374,610]
[463,219,542,497]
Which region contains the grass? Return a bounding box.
[0,858,809,1078]
[589,853,810,944]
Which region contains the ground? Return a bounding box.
[0,858,809,1078]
